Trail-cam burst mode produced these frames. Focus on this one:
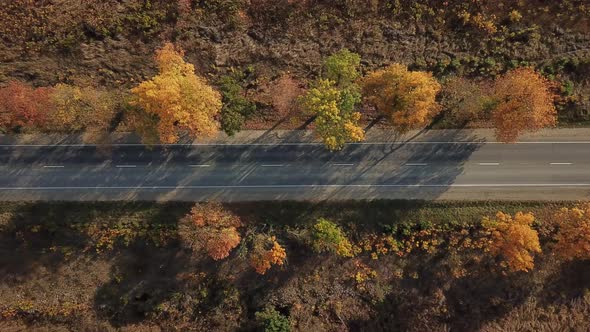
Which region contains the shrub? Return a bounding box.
[0,81,52,133]
[249,235,287,274]
[311,218,354,257]
[255,306,291,332]
[440,77,492,126]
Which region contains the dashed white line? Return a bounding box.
[332,163,354,166]
[405,163,428,166]
[261,164,285,167]
[189,164,211,168]
[479,162,500,166]
[43,165,64,168]
[550,162,573,165]
[116,165,137,168]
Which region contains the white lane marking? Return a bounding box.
[1,183,590,190]
[261,164,285,167]
[4,141,590,147]
[332,163,354,166]
[116,165,137,168]
[550,162,573,165]
[405,163,428,166]
[479,162,500,166]
[189,164,211,167]
[43,165,64,168]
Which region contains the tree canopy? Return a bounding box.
[132,43,221,143]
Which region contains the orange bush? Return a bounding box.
[249,235,287,274]
[492,68,557,142]
[482,211,541,272]
[0,81,52,132]
[553,204,590,261]
[179,202,242,260]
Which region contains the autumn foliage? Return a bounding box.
[132,43,221,143]
[482,211,541,272]
[249,235,287,275]
[0,81,51,132]
[179,202,242,260]
[311,218,355,257]
[362,64,441,131]
[492,67,557,142]
[553,204,590,261]
[301,79,364,150]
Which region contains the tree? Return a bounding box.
[249,235,287,274]
[300,79,364,150]
[0,81,51,132]
[218,71,256,136]
[323,48,361,88]
[492,67,557,142]
[311,218,355,257]
[255,306,291,332]
[131,43,221,143]
[361,63,441,131]
[178,202,242,260]
[482,211,541,272]
[553,204,590,261]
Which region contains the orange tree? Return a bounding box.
[553,204,590,261]
[178,202,242,260]
[491,67,557,142]
[131,43,221,143]
[482,211,541,273]
[361,63,441,131]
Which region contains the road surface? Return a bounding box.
[0,140,589,201]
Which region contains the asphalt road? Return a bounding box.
[0,141,589,201]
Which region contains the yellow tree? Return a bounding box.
[178,202,242,260]
[482,211,541,272]
[249,235,287,275]
[300,79,364,151]
[132,43,221,143]
[553,204,590,261]
[492,67,557,143]
[361,64,441,131]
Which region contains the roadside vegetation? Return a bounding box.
[1,200,589,330]
[2,0,587,149]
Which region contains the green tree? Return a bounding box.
[311,218,355,257]
[255,306,291,332]
[323,48,361,87]
[300,79,364,150]
[218,71,256,136]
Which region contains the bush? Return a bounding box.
[322,48,361,87]
[311,218,355,257]
[255,306,291,332]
